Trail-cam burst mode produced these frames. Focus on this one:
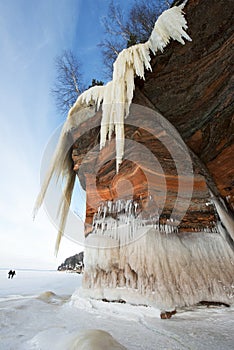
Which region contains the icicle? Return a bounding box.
[134,202,138,215]
[211,194,234,243]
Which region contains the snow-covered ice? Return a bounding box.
[0,269,233,349]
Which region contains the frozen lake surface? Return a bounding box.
[0,269,80,298]
[0,269,233,349]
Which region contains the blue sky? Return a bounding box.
[0,0,131,270]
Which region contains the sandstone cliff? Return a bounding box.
[35,0,234,310]
[72,0,233,234]
[135,0,234,212]
[69,0,234,309]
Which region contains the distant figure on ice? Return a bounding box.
[8,270,16,279]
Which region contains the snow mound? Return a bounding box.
[64,329,127,350]
[37,290,67,305]
[37,291,56,300]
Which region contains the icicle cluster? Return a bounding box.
[90,199,219,247]
[91,199,158,246]
[69,3,191,172]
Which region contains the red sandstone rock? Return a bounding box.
[66,0,234,311]
[136,0,234,212]
[70,0,233,230]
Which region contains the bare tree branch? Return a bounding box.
[100,0,174,78]
[51,50,84,116]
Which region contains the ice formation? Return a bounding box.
[34,3,192,252]
[91,199,220,246]
[82,229,234,310]
[69,2,191,173]
[211,195,234,243]
[81,198,233,310]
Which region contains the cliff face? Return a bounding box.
[68,0,234,309]
[58,252,84,272]
[72,0,233,228]
[136,0,234,212]
[72,107,217,235]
